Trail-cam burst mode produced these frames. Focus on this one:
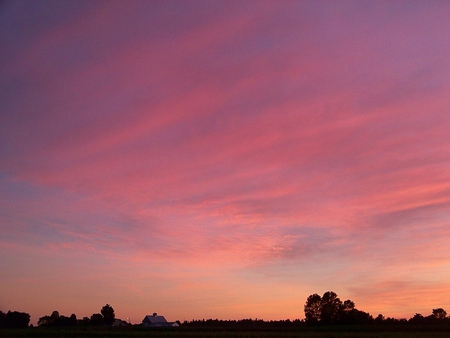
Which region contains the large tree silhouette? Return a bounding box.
[320,291,342,324]
[101,304,115,326]
[304,291,372,325]
[4,311,30,328]
[304,293,322,323]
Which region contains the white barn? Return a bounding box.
[142,313,179,327]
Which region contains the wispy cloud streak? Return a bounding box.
[1,0,450,323]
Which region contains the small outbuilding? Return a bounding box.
[142,313,179,327]
[112,318,128,327]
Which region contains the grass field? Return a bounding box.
[2,327,450,338]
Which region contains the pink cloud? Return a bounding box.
[1,0,450,324]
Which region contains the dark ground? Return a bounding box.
[2,326,450,338]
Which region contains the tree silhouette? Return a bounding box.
[409,313,425,324]
[69,314,77,326]
[304,293,322,323]
[51,311,59,321]
[0,311,5,327]
[101,304,115,326]
[320,291,342,324]
[38,311,78,327]
[432,308,447,319]
[37,315,52,327]
[304,291,373,325]
[374,314,385,323]
[342,299,355,311]
[4,311,30,328]
[90,313,104,326]
[339,308,373,325]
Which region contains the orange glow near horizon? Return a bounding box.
[1,0,450,326]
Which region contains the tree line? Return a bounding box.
[0,311,31,329]
[2,293,450,329]
[304,291,449,325]
[0,304,116,329]
[37,304,116,327]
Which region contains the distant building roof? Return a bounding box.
[143,313,167,324]
[142,313,178,327]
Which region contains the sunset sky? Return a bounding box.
[1,0,450,325]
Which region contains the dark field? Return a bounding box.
[2,327,450,338]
